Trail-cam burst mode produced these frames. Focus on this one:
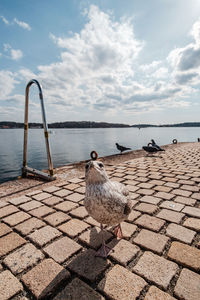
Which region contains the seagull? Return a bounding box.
[151,139,165,151]
[84,160,132,257]
[142,145,159,155]
[116,143,131,154]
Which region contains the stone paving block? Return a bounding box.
[126,185,140,192]
[0,270,23,300]
[44,236,82,263]
[133,229,169,254]
[3,243,44,274]
[181,184,199,192]
[0,205,19,218]
[42,185,61,193]
[144,286,176,300]
[124,179,139,186]
[127,210,141,222]
[29,205,55,218]
[120,222,137,238]
[139,195,161,205]
[53,277,105,300]
[178,179,195,185]
[191,192,200,200]
[148,174,162,180]
[63,183,80,190]
[44,211,70,226]
[174,196,196,206]
[42,196,63,206]
[135,203,158,214]
[19,200,43,211]
[172,189,192,197]
[53,189,72,197]
[68,249,110,282]
[148,179,164,186]
[174,268,200,300]
[15,217,45,235]
[182,206,200,218]
[168,241,200,271]
[135,214,165,232]
[156,209,184,223]
[3,211,31,226]
[130,192,140,200]
[28,225,62,246]
[159,200,185,212]
[58,219,89,238]
[32,192,52,201]
[166,223,196,244]
[9,195,31,205]
[137,188,155,196]
[55,200,78,212]
[133,251,178,289]
[0,200,8,208]
[0,232,26,257]
[84,216,100,226]
[154,185,172,193]
[98,264,147,300]
[183,217,200,232]
[164,182,180,188]
[22,258,70,299]
[69,206,88,219]
[154,192,175,200]
[78,226,112,249]
[26,189,42,196]
[74,186,85,194]
[162,176,178,183]
[68,177,83,183]
[108,239,140,266]
[138,182,155,189]
[0,223,12,237]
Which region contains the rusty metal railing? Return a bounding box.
[22,79,56,181]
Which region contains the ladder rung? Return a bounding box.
[22,166,56,181]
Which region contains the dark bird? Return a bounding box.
[116,143,131,153]
[142,145,159,155]
[84,160,132,257]
[151,139,165,151]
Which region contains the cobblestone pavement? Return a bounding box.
[0,143,200,300]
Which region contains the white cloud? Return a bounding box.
[0,15,31,30]
[0,15,9,25]
[1,6,200,122]
[13,18,31,31]
[10,49,23,61]
[0,70,19,100]
[3,43,23,61]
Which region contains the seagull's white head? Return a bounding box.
[85,160,108,184]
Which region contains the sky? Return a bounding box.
[0,0,200,125]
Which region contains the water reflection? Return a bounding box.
[0,127,199,183]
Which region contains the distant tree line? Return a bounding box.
[1,121,200,129]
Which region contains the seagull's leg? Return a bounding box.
[95,224,113,258]
[113,223,123,238]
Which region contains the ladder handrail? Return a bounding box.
[22,79,55,180]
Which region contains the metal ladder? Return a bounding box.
[22,79,56,181]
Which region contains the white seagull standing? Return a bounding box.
[84,160,132,257]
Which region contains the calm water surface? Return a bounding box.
[0,127,199,183]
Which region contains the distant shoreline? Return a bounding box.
[1,121,200,129]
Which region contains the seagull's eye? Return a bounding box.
[98,162,104,168]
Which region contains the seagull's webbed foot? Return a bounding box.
[114,223,123,238]
[95,223,114,258]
